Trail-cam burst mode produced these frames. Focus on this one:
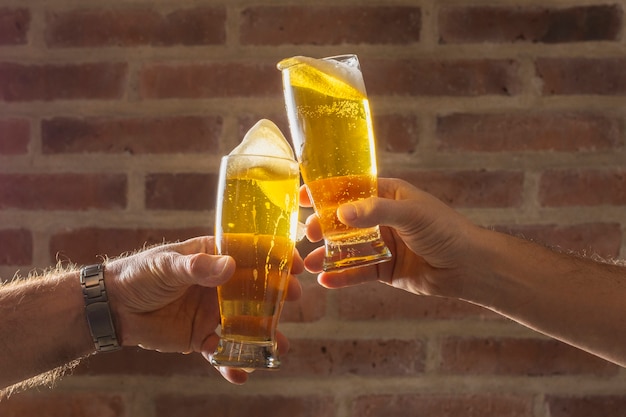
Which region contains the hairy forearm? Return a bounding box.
[463,229,626,366]
[0,269,95,393]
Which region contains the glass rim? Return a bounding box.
[220,153,299,165]
[322,53,358,62]
[277,54,360,70]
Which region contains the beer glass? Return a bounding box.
[278,54,392,271]
[211,154,300,370]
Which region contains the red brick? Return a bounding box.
[495,223,622,259]
[0,118,29,154]
[0,63,127,102]
[49,227,208,265]
[437,112,620,152]
[0,173,126,210]
[276,338,425,376]
[354,394,532,417]
[41,116,222,154]
[539,169,626,207]
[0,229,32,265]
[364,59,522,97]
[45,7,226,47]
[145,173,218,210]
[374,114,420,153]
[155,393,335,417]
[240,6,420,45]
[0,8,29,45]
[537,58,626,95]
[546,395,626,417]
[0,391,124,417]
[439,5,621,44]
[380,169,524,208]
[337,282,496,320]
[439,337,619,376]
[139,62,279,99]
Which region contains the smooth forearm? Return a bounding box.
[461,228,626,366]
[0,271,95,390]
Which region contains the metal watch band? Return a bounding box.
[80,264,121,352]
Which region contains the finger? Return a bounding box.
[300,179,410,233]
[201,335,250,384]
[303,246,326,274]
[304,213,324,242]
[284,275,302,301]
[299,185,313,207]
[144,235,235,287]
[317,266,381,288]
[339,178,453,234]
[276,331,290,355]
[337,196,420,233]
[291,249,305,275]
[376,177,419,200]
[209,332,289,383]
[216,367,249,385]
[179,253,236,288]
[215,331,290,381]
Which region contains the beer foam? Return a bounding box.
[229,119,295,160]
[227,119,299,216]
[227,119,297,181]
[277,55,367,97]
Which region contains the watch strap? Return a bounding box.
[80,264,121,352]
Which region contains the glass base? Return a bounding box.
[323,237,392,272]
[210,338,280,370]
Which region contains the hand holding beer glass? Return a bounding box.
[211,120,300,370]
[277,54,392,271]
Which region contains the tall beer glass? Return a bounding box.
[278,54,392,271]
[211,154,300,370]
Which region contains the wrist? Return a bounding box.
[420,224,498,301]
[457,227,538,310]
[101,259,130,346]
[80,264,121,352]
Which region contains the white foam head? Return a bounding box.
[229,119,295,160]
[279,55,367,96]
[226,119,296,180]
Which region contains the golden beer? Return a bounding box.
[212,154,299,369]
[217,233,293,341]
[306,174,380,243]
[278,54,391,271]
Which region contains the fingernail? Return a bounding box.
[211,256,230,276]
[338,203,357,221]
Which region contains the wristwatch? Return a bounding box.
[80,264,121,352]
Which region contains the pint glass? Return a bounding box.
[278,54,392,271]
[211,154,300,369]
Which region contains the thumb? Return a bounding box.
[337,197,413,231]
[184,253,235,287]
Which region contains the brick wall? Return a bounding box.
[2,0,626,416]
